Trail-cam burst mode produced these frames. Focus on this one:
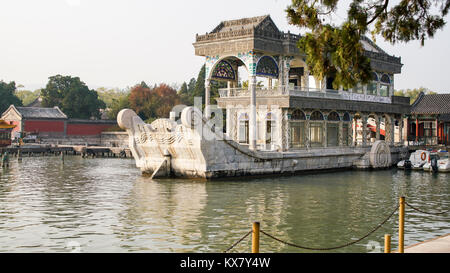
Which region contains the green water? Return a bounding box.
[0,156,448,253]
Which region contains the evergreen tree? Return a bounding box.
[193,64,206,102]
[286,0,450,89]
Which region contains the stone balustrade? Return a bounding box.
[218,86,392,104]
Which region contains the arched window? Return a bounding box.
[256,56,279,78]
[381,74,390,84]
[310,111,324,121]
[291,109,306,120]
[343,113,351,122]
[380,74,391,97]
[327,111,340,121]
[326,112,340,146]
[212,60,236,80]
[309,111,324,147]
[367,72,378,96]
[290,109,306,148]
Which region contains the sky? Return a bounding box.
[0,0,449,93]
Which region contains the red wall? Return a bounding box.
[66,123,114,136]
[24,120,65,133]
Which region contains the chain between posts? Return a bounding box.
[405,201,450,216]
[223,199,449,253]
[223,230,252,253]
[259,204,400,251]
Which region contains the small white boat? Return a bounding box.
[438,152,449,172]
[398,150,430,170]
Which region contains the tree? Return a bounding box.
[128,83,181,122]
[187,78,196,94]
[193,65,206,101]
[152,84,180,118]
[41,75,106,119]
[107,93,131,120]
[128,84,153,120]
[178,82,192,105]
[286,0,450,89]
[15,89,41,106]
[179,82,188,95]
[0,81,22,114]
[394,87,437,104]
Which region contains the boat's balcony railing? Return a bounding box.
[218,86,392,103]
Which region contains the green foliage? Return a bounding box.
[241,80,265,89]
[286,0,450,88]
[193,65,206,101]
[15,89,41,106]
[106,92,131,120]
[41,75,106,119]
[394,87,437,104]
[0,81,22,114]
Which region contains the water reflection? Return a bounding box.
[0,156,448,253]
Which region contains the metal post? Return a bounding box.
[399,196,405,253]
[384,234,391,253]
[252,222,260,253]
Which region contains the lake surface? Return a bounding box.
[0,156,448,253]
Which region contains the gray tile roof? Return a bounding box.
[440,113,450,121]
[15,106,67,119]
[411,92,450,115]
[211,15,273,33]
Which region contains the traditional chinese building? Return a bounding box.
[0,120,16,147]
[1,105,117,140]
[193,15,409,151]
[408,92,450,145]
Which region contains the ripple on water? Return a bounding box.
[0,157,448,252]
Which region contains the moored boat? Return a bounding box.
[397,150,429,170]
[438,152,449,172]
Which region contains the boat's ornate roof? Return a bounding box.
[194,15,403,73]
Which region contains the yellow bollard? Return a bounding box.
[399,196,405,253]
[252,222,260,253]
[384,234,391,253]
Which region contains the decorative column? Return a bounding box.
[361,115,368,146]
[338,120,344,147]
[281,109,288,151]
[227,81,232,97]
[376,116,381,140]
[205,79,211,118]
[305,112,311,148]
[390,119,395,145]
[435,119,439,145]
[352,117,357,146]
[249,75,257,150]
[303,66,310,91]
[323,114,328,148]
[415,117,419,142]
[348,118,353,146]
[226,107,231,137]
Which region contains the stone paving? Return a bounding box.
[404,234,450,253]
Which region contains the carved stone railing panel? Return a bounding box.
[218,86,393,104]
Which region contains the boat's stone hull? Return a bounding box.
[118,108,408,179]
